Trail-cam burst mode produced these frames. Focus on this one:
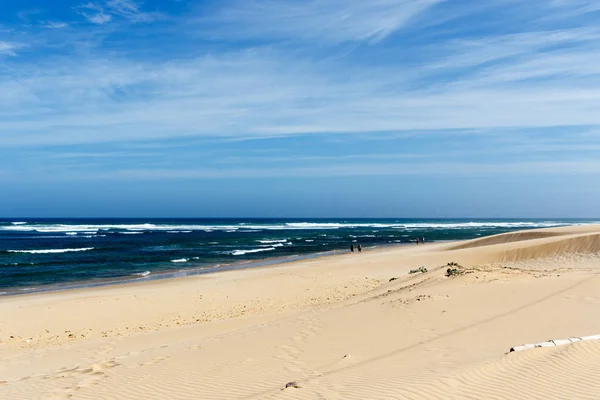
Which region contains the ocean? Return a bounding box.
[0,218,595,294]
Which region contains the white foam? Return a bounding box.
[260,243,284,248]
[31,236,81,239]
[305,240,314,242]
[231,247,276,256]
[135,271,151,277]
[120,232,143,235]
[66,232,78,236]
[286,221,576,230]
[286,222,347,229]
[0,221,587,234]
[171,258,189,263]
[11,222,27,225]
[7,248,94,254]
[258,239,288,244]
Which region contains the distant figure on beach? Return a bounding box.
[422,237,425,244]
[358,244,362,252]
[416,238,419,245]
[350,244,354,252]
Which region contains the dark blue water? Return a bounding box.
[0,218,595,294]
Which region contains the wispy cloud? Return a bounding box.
[429,27,600,71]
[75,0,154,25]
[546,0,600,17]
[204,0,444,44]
[2,36,600,147]
[0,41,21,56]
[106,0,156,22]
[42,21,69,29]
[76,2,113,25]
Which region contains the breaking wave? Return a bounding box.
[231,247,276,256]
[7,248,94,254]
[0,221,582,235]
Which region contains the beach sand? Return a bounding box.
[2,225,600,399]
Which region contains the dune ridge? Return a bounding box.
[448,230,567,250]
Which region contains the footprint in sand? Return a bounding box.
[49,360,120,380]
[45,360,120,399]
[139,355,171,366]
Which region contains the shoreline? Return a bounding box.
[0,242,421,297]
[2,219,592,295]
[0,240,444,351]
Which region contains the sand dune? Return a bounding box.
[448,230,567,250]
[445,225,600,265]
[1,224,600,399]
[492,233,600,263]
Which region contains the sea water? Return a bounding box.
[0,218,595,294]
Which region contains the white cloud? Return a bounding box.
[106,0,155,22]
[76,3,113,24]
[0,41,21,56]
[547,0,600,16]
[2,27,600,148]
[75,0,153,24]
[87,13,113,24]
[204,0,444,44]
[429,28,600,71]
[43,21,69,29]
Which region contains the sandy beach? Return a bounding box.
[2,224,600,399]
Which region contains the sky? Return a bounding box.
[1,0,600,218]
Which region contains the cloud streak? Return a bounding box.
[2,26,600,148]
[75,0,154,24]
[105,0,155,22]
[203,0,444,44]
[0,41,19,56]
[76,2,113,24]
[42,21,70,29]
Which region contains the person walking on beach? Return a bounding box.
[358,244,362,253]
[350,244,354,252]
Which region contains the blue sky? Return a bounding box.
[1,0,600,217]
